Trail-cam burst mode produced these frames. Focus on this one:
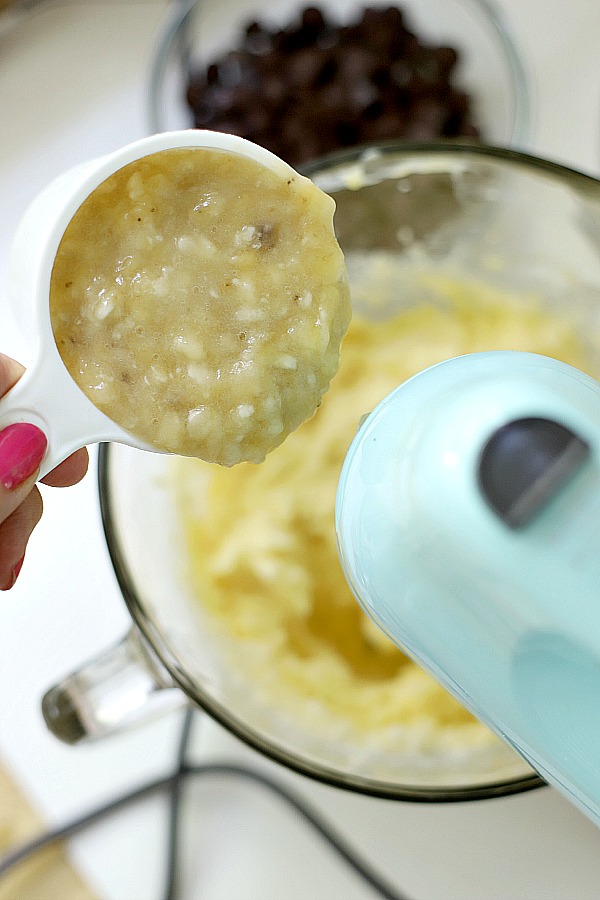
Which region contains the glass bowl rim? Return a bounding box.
[147,0,532,148]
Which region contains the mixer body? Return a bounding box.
[336,351,600,824]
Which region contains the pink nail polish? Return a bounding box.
[0,556,25,591]
[12,556,24,581]
[0,423,47,490]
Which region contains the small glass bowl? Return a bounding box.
[147,0,531,156]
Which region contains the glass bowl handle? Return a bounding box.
[41,627,186,744]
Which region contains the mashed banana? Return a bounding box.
[173,274,591,752]
[50,147,350,465]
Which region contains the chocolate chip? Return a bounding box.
[186,4,482,167]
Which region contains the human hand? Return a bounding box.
[0,354,89,590]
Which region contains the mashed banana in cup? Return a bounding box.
[173,270,592,754]
[50,147,350,466]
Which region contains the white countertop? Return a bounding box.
[2,2,600,898]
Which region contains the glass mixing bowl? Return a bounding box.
[147,0,531,154]
[47,141,598,804]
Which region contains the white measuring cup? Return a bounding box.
[3,129,298,479]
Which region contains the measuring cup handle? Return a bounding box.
[0,354,115,480]
[41,627,187,744]
[0,366,55,477]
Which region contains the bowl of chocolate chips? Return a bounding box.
[148,0,531,164]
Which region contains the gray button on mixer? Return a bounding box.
[477,417,589,529]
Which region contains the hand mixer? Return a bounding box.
[336,350,600,826]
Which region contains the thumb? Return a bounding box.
[0,423,48,523]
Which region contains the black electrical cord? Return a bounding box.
[162,704,195,900]
[0,709,411,900]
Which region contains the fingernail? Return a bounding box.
[12,556,24,581]
[1,556,25,591]
[0,423,47,490]
[0,556,25,592]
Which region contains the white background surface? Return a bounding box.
[2,1,600,898]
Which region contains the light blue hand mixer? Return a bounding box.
[336,350,600,825]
